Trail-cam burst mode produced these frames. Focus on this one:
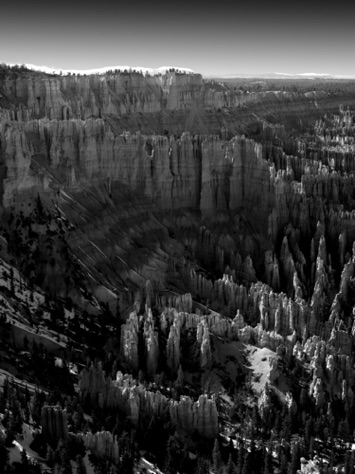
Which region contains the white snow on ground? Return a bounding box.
[5,423,44,465]
[245,344,278,393]
[228,342,288,395]
[0,257,72,348]
[135,457,164,474]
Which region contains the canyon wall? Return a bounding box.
[0,71,320,122]
[0,118,275,233]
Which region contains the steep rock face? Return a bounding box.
[200,136,272,222]
[0,72,248,121]
[41,405,68,445]
[0,120,276,226]
[1,71,333,123]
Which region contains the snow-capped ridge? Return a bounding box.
[274,72,331,77]
[7,63,195,76]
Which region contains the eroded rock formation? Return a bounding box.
[41,405,69,445]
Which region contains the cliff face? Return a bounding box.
[0,118,275,240]
[1,70,349,142]
[0,72,240,121]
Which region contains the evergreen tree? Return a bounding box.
[263,444,273,474]
[225,454,237,474]
[0,437,9,470]
[236,442,244,474]
[9,268,15,294]
[349,450,355,474]
[329,449,335,473]
[241,455,249,474]
[308,436,315,459]
[195,457,211,474]
[279,453,289,474]
[288,442,300,474]
[36,194,44,216]
[76,454,87,474]
[213,438,223,473]
[338,418,351,443]
[164,436,177,474]
[31,389,44,424]
[21,448,29,470]
[344,451,352,474]
[46,445,55,467]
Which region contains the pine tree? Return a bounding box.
[196,457,211,474]
[236,442,244,474]
[46,445,55,466]
[213,439,222,473]
[9,268,15,294]
[225,454,237,474]
[60,442,73,474]
[288,442,300,474]
[164,436,176,474]
[36,194,44,216]
[308,436,315,459]
[21,448,29,469]
[76,454,87,474]
[0,437,9,469]
[263,444,273,474]
[31,389,44,424]
[344,451,352,474]
[241,451,250,474]
[338,418,351,443]
[279,453,289,474]
[349,450,355,474]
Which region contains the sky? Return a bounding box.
[0,0,354,77]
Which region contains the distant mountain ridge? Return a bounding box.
[206,72,355,79]
[5,63,195,75]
